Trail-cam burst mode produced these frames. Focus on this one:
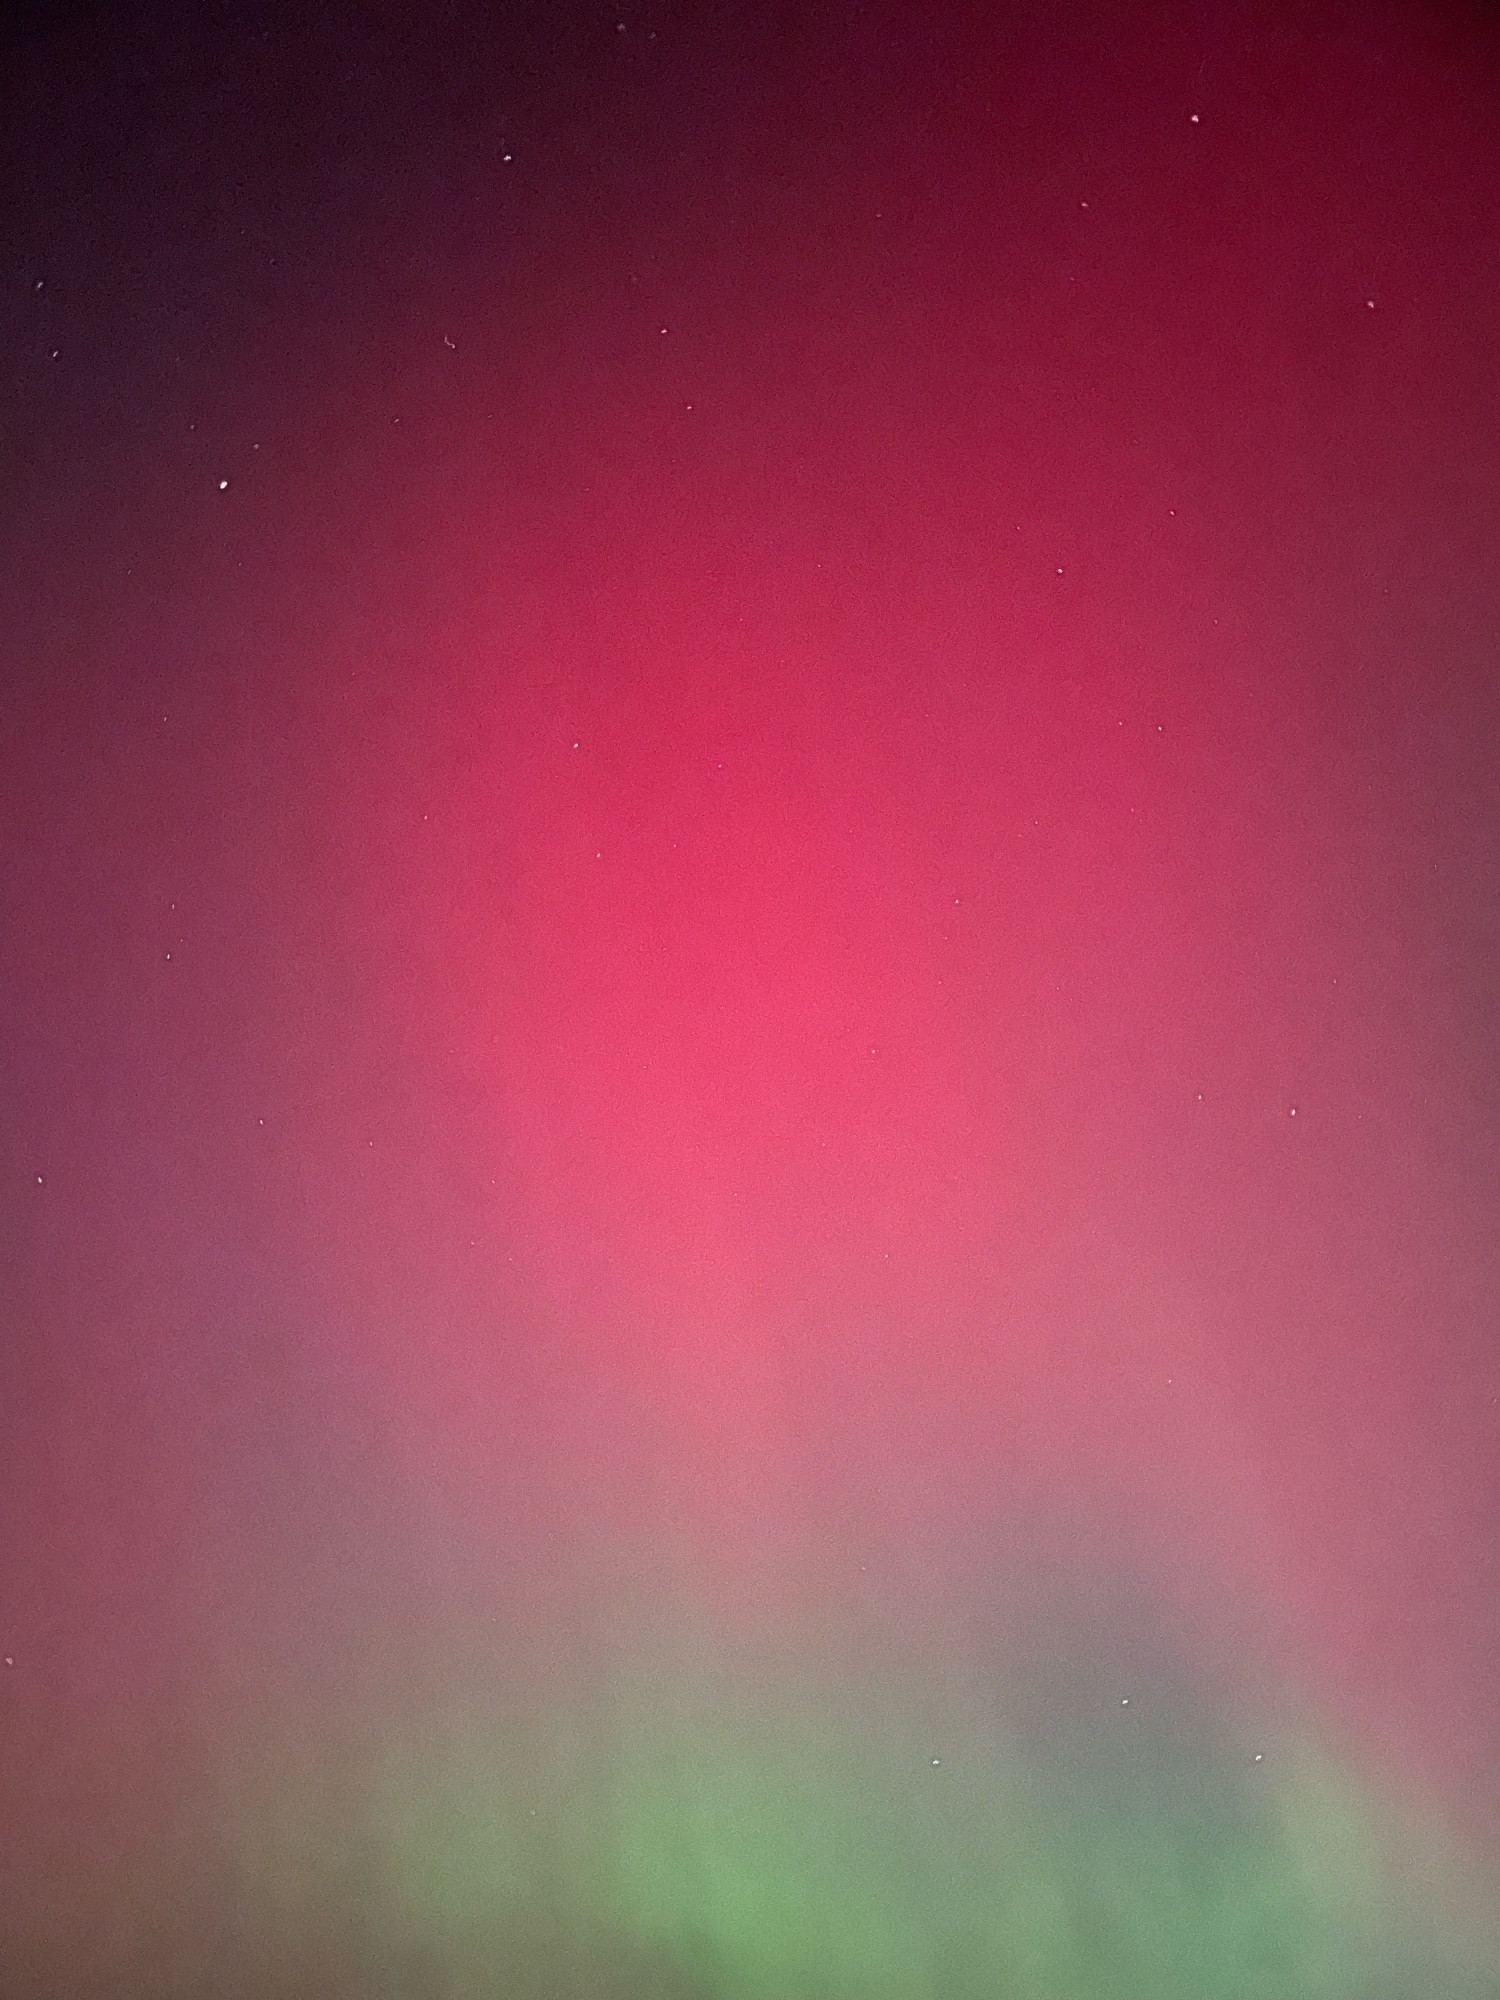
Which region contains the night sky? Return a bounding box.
[4,2,1500,1995]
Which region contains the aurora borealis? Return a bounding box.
[3,2,1500,1994]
